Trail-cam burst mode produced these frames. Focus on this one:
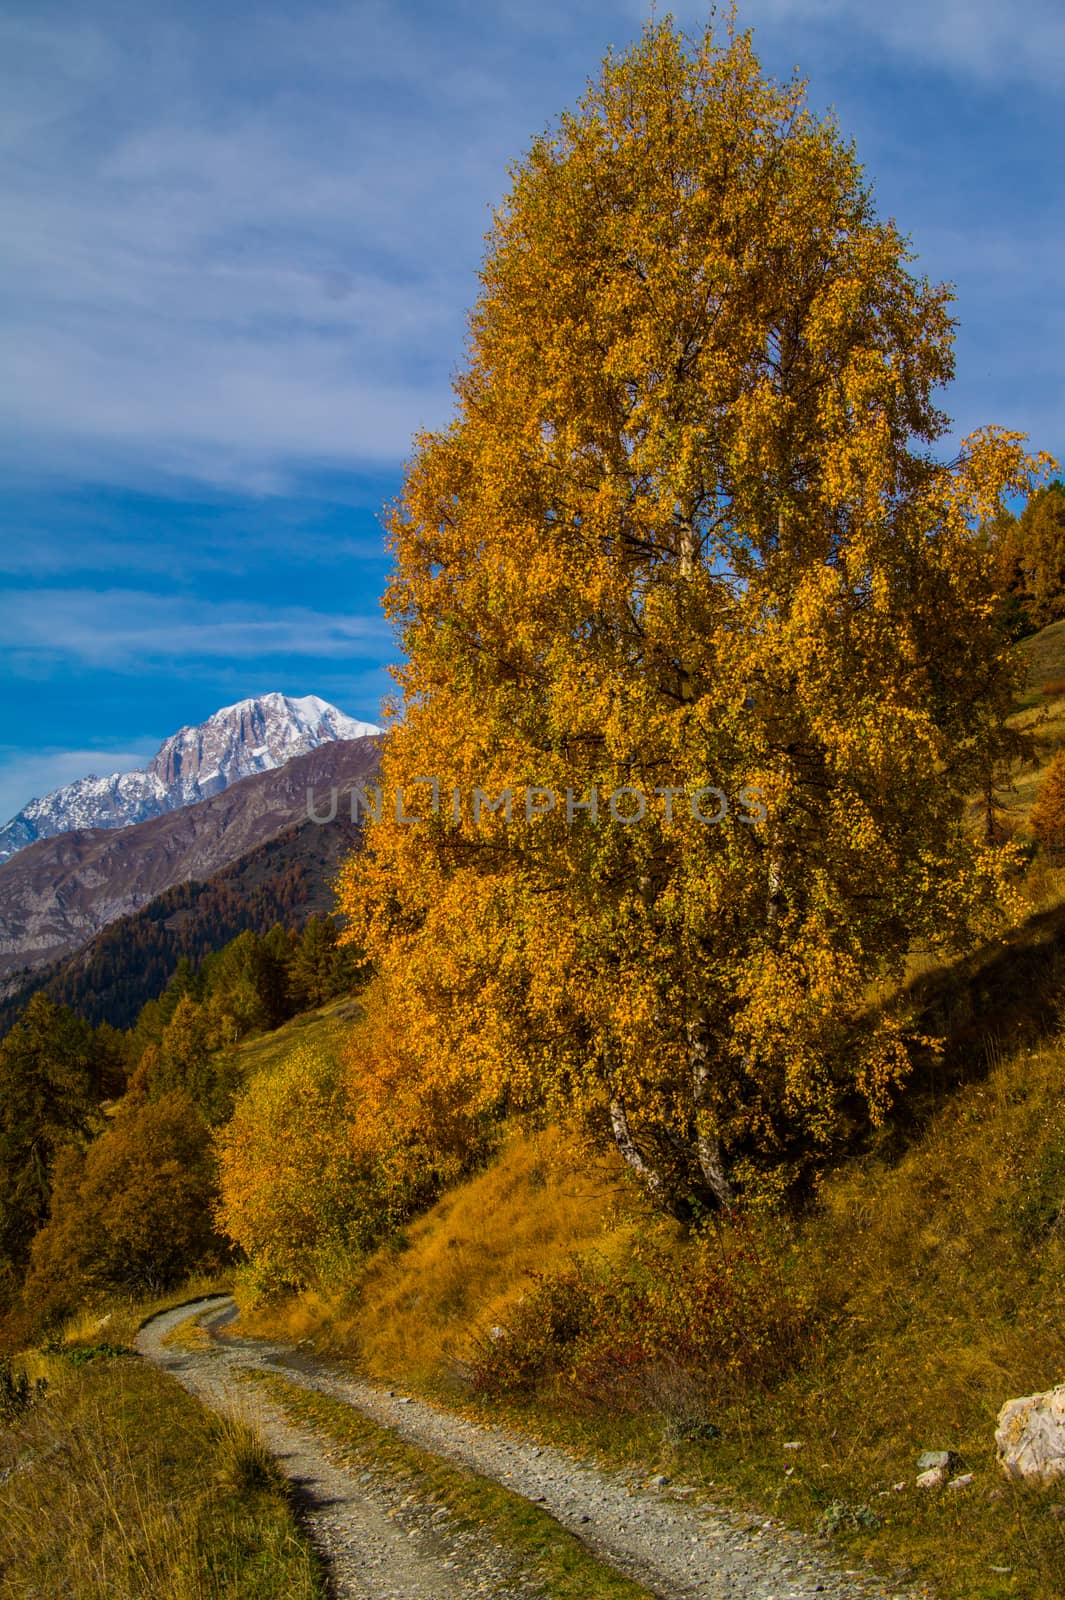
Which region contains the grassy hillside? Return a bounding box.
[230,993,363,1079]
[0,1291,324,1600]
[243,1126,642,1382]
[998,622,1065,823]
[1017,618,1065,701]
[247,1021,1065,1599]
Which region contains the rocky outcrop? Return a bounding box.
[996,1385,1065,1483]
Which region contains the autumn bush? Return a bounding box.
[215,1041,367,1297]
[22,1091,227,1325]
[216,982,496,1300]
[467,1220,811,1408]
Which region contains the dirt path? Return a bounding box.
[137,1296,923,1600]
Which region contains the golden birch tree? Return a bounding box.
[337,17,1055,1215]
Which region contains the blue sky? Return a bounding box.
[0,0,1062,821]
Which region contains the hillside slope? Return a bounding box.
[0,735,380,990]
[244,987,1065,1597]
[0,819,362,1032]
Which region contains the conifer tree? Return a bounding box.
[0,996,98,1284]
[1030,750,1065,860]
[1019,482,1065,628]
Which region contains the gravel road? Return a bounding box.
[136,1296,927,1600]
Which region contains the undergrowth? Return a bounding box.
[465,1220,810,1406]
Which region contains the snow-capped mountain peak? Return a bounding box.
[0,694,381,866]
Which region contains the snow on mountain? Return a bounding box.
[0,693,381,866]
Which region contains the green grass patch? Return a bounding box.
[232,995,360,1081]
[246,1369,658,1600]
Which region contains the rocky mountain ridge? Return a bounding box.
[0,734,382,990]
[0,693,380,865]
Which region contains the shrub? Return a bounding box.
[0,1354,45,1426]
[216,983,494,1300]
[215,1043,368,1298]
[208,1411,285,1497]
[467,1219,811,1407]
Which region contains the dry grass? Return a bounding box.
[1018,618,1065,699]
[446,1040,1065,1600]
[207,1407,287,1498]
[231,994,359,1080]
[0,1349,324,1600]
[160,1312,213,1352]
[242,1125,647,1384]
[54,1271,235,1353]
[672,1036,1065,1600]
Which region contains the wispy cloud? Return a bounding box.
[0,1,589,493]
[2,0,1060,499]
[0,588,392,671]
[689,0,1065,86]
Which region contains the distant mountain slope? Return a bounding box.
[0,735,381,990]
[0,693,380,865]
[0,814,363,1033]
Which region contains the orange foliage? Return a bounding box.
[1030,750,1065,858]
[215,981,493,1298]
[23,1091,227,1323]
[336,15,1056,1218]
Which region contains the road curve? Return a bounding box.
[137,1296,924,1600]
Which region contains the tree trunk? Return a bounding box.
[608,1096,691,1222]
[688,1012,735,1209]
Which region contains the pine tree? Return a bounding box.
[288,916,343,1009]
[1019,482,1065,628]
[0,996,98,1285]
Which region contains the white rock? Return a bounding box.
[996,1384,1065,1483]
[916,1466,948,1489]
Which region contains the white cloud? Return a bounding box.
[0,0,1059,500]
[0,588,392,671]
[0,2,557,492]
[683,0,1065,86]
